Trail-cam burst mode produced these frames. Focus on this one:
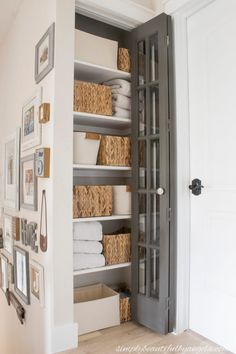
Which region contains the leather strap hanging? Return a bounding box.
[40,190,48,252]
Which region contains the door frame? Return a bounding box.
[164,0,215,334]
[75,0,215,335]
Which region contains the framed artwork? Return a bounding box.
[35,23,55,84]
[3,128,20,210]
[0,254,9,293]
[21,89,42,151]
[3,214,14,255]
[30,260,44,307]
[13,246,30,305]
[20,154,37,211]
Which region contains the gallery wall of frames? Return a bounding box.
[0,23,54,324]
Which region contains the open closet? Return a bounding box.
[72,9,175,338]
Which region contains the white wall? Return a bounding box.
[0,0,76,353]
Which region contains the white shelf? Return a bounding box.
[73,262,131,276]
[73,164,131,171]
[73,111,131,130]
[73,214,131,223]
[74,60,131,82]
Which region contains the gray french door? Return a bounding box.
[131,13,172,334]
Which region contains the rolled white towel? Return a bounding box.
[113,106,131,119]
[73,240,103,254]
[112,94,131,110]
[73,253,105,270]
[73,222,102,241]
[104,79,131,97]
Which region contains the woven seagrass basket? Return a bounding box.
[120,296,131,322]
[73,185,112,218]
[74,80,112,116]
[97,135,131,167]
[102,232,131,265]
[118,48,131,73]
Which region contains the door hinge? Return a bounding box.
[165,296,171,310]
[168,208,172,221]
[166,35,170,47]
[168,119,171,130]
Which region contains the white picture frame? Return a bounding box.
[13,246,30,305]
[21,88,42,152]
[0,254,9,294]
[2,128,20,211]
[20,154,38,211]
[30,260,45,307]
[3,214,14,255]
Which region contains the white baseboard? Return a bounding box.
[52,322,78,353]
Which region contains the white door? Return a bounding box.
[188,0,236,352]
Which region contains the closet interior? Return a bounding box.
[73,14,133,335]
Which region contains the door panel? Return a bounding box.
[131,13,171,334]
[188,1,236,352]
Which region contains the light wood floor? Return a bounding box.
[61,321,231,354]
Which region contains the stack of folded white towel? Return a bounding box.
[73,222,105,271]
[104,79,131,119]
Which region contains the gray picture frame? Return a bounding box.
[13,246,30,305]
[35,23,55,84]
[20,154,38,211]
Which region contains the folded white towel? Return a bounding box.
[73,222,103,241]
[105,79,131,97]
[73,240,103,254]
[112,94,131,110]
[113,106,131,119]
[73,253,105,270]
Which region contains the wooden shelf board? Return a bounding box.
[73,214,131,222]
[73,164,131,171]
[74,60,131,82]
[73,111,131,130]
[73,262,131,276]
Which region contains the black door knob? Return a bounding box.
[189,178,204,196]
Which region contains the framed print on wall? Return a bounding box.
[21,88,42,151]
[20,154,38,211]
[13,246,30,305]
[3,214,14,255]
[30,260,44,307]
[0,254,8,294]
[35,23,55,84]
[3,128,20,210]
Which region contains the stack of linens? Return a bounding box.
[73,222,105,270]
[104,79,131,119]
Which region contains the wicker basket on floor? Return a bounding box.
[97,135,131,167]
[118,48,131,73]
[73,185,113,218]
[103,232,131,265]
[120,296,131,322]
[74,80,112,116]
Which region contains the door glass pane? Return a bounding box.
[150,248,159,299]
[139,140,146,189]
[138,246,146,295]
[138,41,146,85]
[151,194,160,245]
[139,194,146,242]
[151,140,160,189]
[151,86,159,134]
[150,34,158,81]
[139,90,146,136]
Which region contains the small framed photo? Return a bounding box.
[21,89,42,151]
[35,23,55,84]
[13,246,30,305]
[3,128,21,210]
[20,154,38,211]
[3,214,14,255]
[30,260,44,307]
[0,254,8,293]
